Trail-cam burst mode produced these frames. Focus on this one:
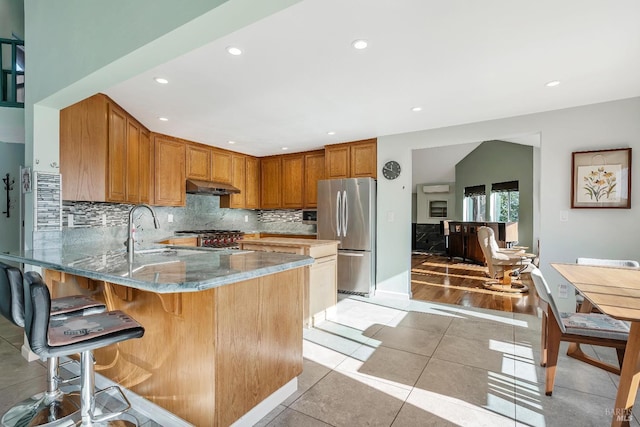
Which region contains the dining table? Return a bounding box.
[552,263,640,427]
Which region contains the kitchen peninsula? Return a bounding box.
[0,246,314,426]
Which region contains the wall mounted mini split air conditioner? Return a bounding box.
[422,184,450,193]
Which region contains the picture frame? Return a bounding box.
[571,148,631,208]
[20,166,32,193]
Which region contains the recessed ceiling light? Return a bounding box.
[411,107,422,112]
[158,117,169,122]
[545,80,561,87]
[226,46,243,56]
[154,77,169,84]
[327,131,336,136]
[281,147,288,151]
[352,39,368,50]
[228,140,236,145]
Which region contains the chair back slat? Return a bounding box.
[23,271,52,357]
[530,268,566,334]
[0,262,25,327]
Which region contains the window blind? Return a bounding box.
[464,185,486,197]
[491,181,519,192]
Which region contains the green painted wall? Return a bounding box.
[0,0,23,39]
[454,140,534,249]
[0,141,24,252]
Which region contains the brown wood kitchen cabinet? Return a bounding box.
[238,238,338,328]
[211,148,232,184]
[304,150,325,208]
[185,143,212,181]
[153,133,185,206]
[60,93,153,204]
[281,153,305,208]
[220,154,260,209]
[325,138,377,179]
[260,156,282,209]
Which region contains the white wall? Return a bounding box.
[377,97,640,311]
[0,142,24,252]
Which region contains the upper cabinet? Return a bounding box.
[153,134,185,207]
[303,150,325,208]
[260,156,282,209]
[221,154,261,209]
[211,148,232,184]
[60,94,153,204]
[186,143,212,180]
[281,153,305,209]
[325,138,377,179]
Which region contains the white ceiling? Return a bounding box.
[105,0,640,157]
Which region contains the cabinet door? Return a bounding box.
[154,135,186,206]
[186,144,211,180]
[304,151,325,208]
[211,149,232,183]
[325,144,350,179]
[139,128,152,204]
[228,154,246,208]
[245,156,260,209]
[260,156,281,209]
[107,103,127,203]
[125,119,140,203]
[350,139,377,178]
[281,154,304,208]
[60,94,108,201]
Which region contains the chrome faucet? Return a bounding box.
[126,204,160,263]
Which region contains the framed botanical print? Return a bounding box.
[571,148,631,208]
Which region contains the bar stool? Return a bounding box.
[0,263,107,425]
[17,271,145,426]
[0,263,106,426]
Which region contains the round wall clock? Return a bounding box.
[382,160,401,180]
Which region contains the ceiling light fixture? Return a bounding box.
[352,39,368,50]
[154,77,169,84]
[282,147,288,151]
[327,131,336,135]
[545,80,561,87]
[158,117,169,122]
[226,46,243,56]
[228,140,236,145]
[411,107,422,112]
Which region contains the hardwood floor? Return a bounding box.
[411,253,539,315]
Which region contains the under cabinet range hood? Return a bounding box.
[185,179,241,195]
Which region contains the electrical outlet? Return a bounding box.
[560,210,569,222]
[102,214,107,226]
[168,214,174,223]
[244,215,249,222]
[558,283,569,298]
[68,214,74,228]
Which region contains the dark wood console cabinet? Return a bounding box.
[447,221,518,264]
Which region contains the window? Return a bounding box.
[491,181,519,222]
[463,185,486,221]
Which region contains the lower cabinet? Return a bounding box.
[238,238,338,327]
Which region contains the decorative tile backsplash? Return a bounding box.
[257,210,302,223]
[34,172,62,231]
[59,195,316,249]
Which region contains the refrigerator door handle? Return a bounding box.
[338,252,364,257]
[342,190,348,237]
[336,191,341,237]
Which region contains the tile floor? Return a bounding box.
[2,295,640,426]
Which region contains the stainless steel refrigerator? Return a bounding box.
[317,177,376,296]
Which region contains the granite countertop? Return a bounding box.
[0,246,313,294]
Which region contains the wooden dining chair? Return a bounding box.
[530,267,629,395]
